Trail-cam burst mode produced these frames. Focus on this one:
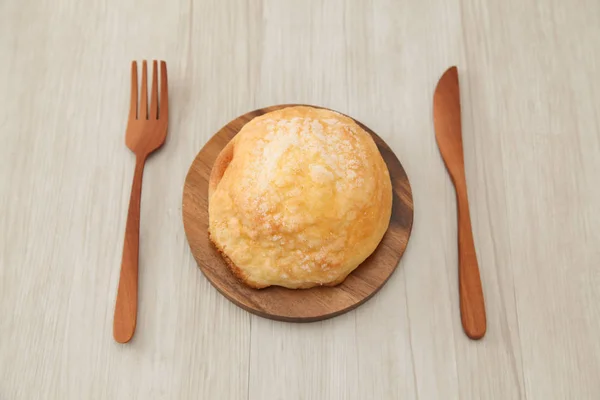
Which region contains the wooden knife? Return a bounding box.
[433,66,487,340]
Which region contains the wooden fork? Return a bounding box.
[113,60,169,343]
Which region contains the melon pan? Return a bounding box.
[208,106,392,289]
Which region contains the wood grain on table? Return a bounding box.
[0,0,599,399]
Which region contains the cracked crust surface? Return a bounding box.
[208,106,392,289]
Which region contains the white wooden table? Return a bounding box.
[1,0,599,398]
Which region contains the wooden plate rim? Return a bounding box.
[182,104,414,322]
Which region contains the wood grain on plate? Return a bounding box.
[182,104,414,322]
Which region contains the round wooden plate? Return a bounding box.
[182,104,414,322]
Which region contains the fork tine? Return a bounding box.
[129,61,138,120]
[140,60,148,119]
[149,60,159,120]
[160,61,168,120]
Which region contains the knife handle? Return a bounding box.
[455,183,486,339]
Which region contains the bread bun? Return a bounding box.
[208,106,392,289]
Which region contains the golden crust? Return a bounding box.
[209,230,350,289]
[209,139,235,198]
[209,230,265,288]
[208,106,392,289]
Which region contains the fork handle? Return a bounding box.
[456,183,487,340]
[114,155,146,343]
